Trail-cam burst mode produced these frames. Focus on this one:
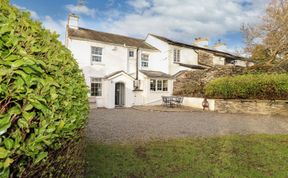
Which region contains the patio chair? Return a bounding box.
[162,96,168,106]
[175,97,184,107]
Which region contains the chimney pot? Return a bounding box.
[213,40,226,52]
[193,37,209,48]
[68,14,79,29]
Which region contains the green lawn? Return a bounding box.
[85,135,288,178]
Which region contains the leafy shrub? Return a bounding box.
[0,0,89,177]
[205,73,288,100]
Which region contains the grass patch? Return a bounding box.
[85,135,288,178]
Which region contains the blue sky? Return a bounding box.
[11,0,269,54]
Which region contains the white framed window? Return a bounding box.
[141,54,149,67]
[91,78,102,96]
[129,50,134,57]
[173,49,180,63]
[91,46,102,63]
[150,79,156,91]
[163,80,168,91]
[150,79,168,91]
[157,80,163,91]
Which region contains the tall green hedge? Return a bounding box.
[0,0,89,177]
[205,73,288,100]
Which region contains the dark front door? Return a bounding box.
[115,83,125,106]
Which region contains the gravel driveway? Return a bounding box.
[87,108,288,143]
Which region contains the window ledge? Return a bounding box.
[91,63,105,66]
[90,96,103,98]
[150,91,169,93]
[133,89,143,92]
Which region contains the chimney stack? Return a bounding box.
[67,14,79,29]
[193,37,209,48]
[213,40,226,52]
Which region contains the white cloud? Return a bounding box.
[107,0,116,7]
[13,4,68,43]
[13,4,39,19]
[12,0,271,49]
[65,4,96,18]
[42,16,66,42]
[128,0,151,10]
[98,0,269,47]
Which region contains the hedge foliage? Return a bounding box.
[205,73,288,100]
[0,0,89,177]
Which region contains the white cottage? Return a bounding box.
[65,14,252,108]
[65,15,175,108]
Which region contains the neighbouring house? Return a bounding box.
[65,14,252,108]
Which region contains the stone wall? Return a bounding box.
[198,51,213,66]
[173,66,244,97]
[215,99,288,117]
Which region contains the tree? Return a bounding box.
[251,44,271,61]
[242,0,288,63]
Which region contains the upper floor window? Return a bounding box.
[141,54,149,67]
[91,78,102,96]
[129,50,134,58]
[173,49,180,63]
[91,46,102,63]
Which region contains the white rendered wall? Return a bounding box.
[87,78,107,108]
[145,35,197,75]
[67,38,128,76]
[168,45,198,75]
[67,37,161,80]
[139,74,173,105]
[234,60,247,67]
[133,92,145,106]
[213,56,225,66]
[67,37,165,108]
[145,35,170,74]
[104,74,135,108]
[183,97,215,111]
[127,48,137,74]
[142,50,168,73]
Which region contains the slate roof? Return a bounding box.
[140,70,173,79]
[150,34,245,60]
[172,70,189,78]
[104,70,134,79]
[178,63,208,70]
[67,27,157,50]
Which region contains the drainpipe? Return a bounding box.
[133,48,141,90]
[136,48,139,80]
